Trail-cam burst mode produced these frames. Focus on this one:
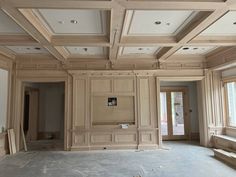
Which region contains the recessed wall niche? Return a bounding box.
[90,77,136,126]
[92,96,135,125]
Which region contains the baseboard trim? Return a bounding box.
[71,143,161,151]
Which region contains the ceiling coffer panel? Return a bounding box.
[122,47,160,55]
[66,46,106,56]
[118,47,160,59]
[176,46,217,55]
[34,9,108,35]
[123,10,195,36]
[0,10,26,34]
[201,11,236,36]
[6,46,49,54]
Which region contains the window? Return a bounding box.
[225,81,236,127]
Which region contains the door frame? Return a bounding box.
[13,72,72,151]
[23,87,39,142]
[160,86,190,140]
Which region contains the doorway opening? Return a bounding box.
[23,82,65,151]
[160,81,200,142]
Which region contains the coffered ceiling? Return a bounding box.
[123,10,195,36]
[34,9,108,35]
[0,0,236,69]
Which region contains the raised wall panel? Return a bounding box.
[140,132,154,144]
[113,78,134,93]
[91,79,112,93]
[73,133,86,145]
[91,134,112,144]
[74,79,86,127]
[139,78,151,127]
[115,133,137,143]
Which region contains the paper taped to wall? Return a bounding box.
[120,124,129,129]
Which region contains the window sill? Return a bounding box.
[225,127,236,138]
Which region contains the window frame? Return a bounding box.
[223,77,236,128]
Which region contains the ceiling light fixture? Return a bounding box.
[34,47,41,50]
[154,21,162,25]
[138,48,143,51]
[70,20,78,24]
[182,47,189,50]
[58,21,65,24]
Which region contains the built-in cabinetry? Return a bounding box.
[71,72,159,150]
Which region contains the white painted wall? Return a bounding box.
[0,69,8,133]
[160,81,199,133]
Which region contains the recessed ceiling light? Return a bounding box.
[58,21,65,24]
[182,47,189,50]
[34,47,41,50]
[138,48,143,51]
[154,21,162,25]
[70,20,78,24]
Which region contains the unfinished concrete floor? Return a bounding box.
[0,141,235,177]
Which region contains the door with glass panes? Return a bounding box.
[160,87,190,140]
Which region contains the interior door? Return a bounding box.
[160,87,189,140]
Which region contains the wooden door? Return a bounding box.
[160,87,190,140]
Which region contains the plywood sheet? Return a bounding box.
[114,79,134,93]
[139,78,151,126]
[91,79,112,93]
[74,79,86,127]
[92,96,135,125]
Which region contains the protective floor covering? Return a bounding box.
[0,141,235,177]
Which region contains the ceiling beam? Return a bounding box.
[109,4,126,62]
[6,0,113,9]
[119,0,227,10]
[19,9,51,41]
[0,46,16,59]
[4,0,227,11]
[0,34,39,46]
[120,36,177,46]
[51,35,110,47]
[1,3,66,62]
[190,36,236,46]
[226,0,236,10]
